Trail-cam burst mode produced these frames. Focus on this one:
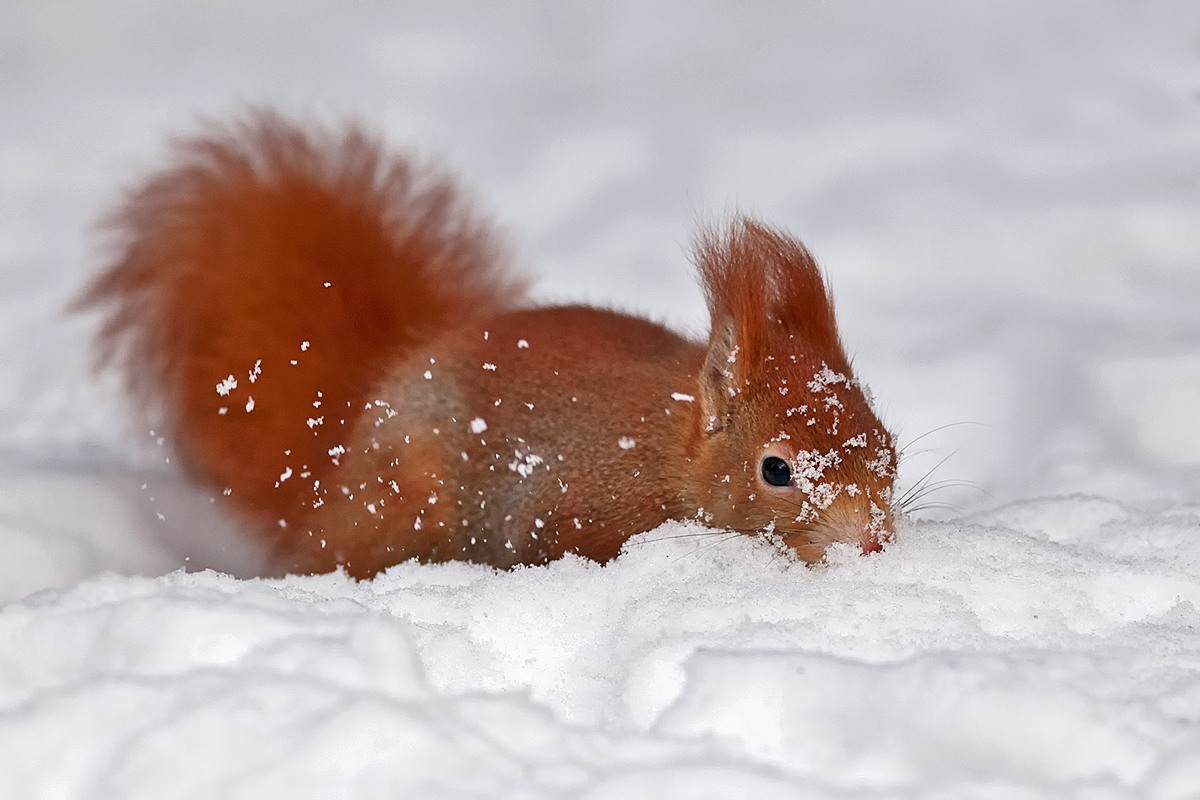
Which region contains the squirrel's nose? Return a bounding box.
[860,534,884,555]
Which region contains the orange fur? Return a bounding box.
[78,111,897,578]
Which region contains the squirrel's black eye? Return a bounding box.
[761,456,792,486]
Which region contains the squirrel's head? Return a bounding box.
[690,219,896,561]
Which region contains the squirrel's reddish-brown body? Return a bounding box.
[78,111,897,578]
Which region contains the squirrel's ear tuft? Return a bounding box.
[694,217,845,394]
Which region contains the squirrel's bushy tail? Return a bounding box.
[76,109,525,544]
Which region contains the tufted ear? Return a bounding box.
[693,217,849,431]
[698,315,739,433]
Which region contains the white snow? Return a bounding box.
[3,1,1200,797]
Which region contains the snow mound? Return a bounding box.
[5,507,1200,798]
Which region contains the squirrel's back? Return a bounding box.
[77,110,526,550]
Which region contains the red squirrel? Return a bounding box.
[77,110,897,578]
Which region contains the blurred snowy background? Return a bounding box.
[2,1,1200,797]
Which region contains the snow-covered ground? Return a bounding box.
[3,1,1200,796]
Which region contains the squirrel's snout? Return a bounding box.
[860,535,885,555]
[797,493,894,560]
